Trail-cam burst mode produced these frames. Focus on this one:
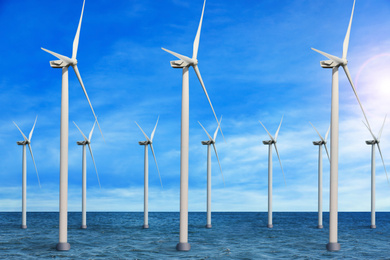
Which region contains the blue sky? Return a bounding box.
[1,0,390,212]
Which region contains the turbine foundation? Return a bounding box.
[176,242,191,251]
[56,242,71,251]
[317,225,323,229]
[21,225,27,229]
[267,224,273,228]
[80,225,87,229]
[143,224,149,229]
[326,242,340,252]
[370,225,376,229]
[205,224,212,229]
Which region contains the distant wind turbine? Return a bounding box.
[363,115,388,229]
[41,0,103,251]
[161,0,222,251]
[310,122,330,229]
[14,117,41,229]
[311,0,370,251]
[73,121,101,229]
[135,117,163,229]
[259,116,285,229]
[199,116,224,229]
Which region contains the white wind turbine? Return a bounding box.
[135,117,163,229]
[199,116,224,229]
[41,0,103,251]
[161,0,222,251]
[13,117,41,229]
[311,0,371,251]
[310,122,330,229]
[259,116,285,229]
[73,121,101,230]
[363,115,388,229]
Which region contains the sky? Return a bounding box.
[1,0,390,212]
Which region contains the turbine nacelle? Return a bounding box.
[313,140,326,146]
[263,140,275,145]
[49,58,77,69]
[17,140,30,145]
[366,140,379,145]
[201,140,214,145]
[77,140,90,145]
[139,140,152,146]
[319,58,347,69]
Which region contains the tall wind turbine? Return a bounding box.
[135,117,163,229]
[73,121,101,229]
[311,0,371,251]
[41,0,103,251]
[363,116,388,229]
[14,117,41,229]
[310,122,330,229]
[161,0,222,251]
[259,116,285,229]
[199,117,224,229]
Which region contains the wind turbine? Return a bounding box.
[310,122,330,229]
[73,121,101,229]
[311,0,371,251]
[161,0,222,251]
[13,117,41,229]
[259,116,285,229]
[135,117,163,229]
[41,0,103,251]
[363,115,388,229]
[199,116,224,229]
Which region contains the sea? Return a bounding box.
[0,212,389,259]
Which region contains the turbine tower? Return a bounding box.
[41,0,103,251]
[73,121,101,230]
[259,116,285,229]
[199,117,224,229]
[310,122,330,229]
[311,0,371,251]
[161,0,222,251]
[135,117,163,229]
[14,117,41,229]
[363,116,388,229]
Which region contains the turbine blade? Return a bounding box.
[72,65,105,142]
[324,143,330,163]
[73,121,89,142]
[28,116,38,142]
[150,116,159,141]
[135,121,151,142]
[72,0,86,59]
[41,48,73,64]
[378,114,387,140]
[309,122,325,142]
[150,144,163,188]
[362,120,376,141]
[212,143,225,186]
[161,47,193,64]
[28,144,41,188]
[311,48,343,64]
[198,121,212,141]
[259,121,274,142]
[325,125,330,141]
[342,0,356,60]
[274,115,283,141]
[343,65,372,131]
[88,144,101,189]
[13,122,28,141]
[88,120,96,142]
[193,0,206,60]
[274,143,286,186]
[377,143,390,185]
[193,65,225,141]
[213,116,222,141]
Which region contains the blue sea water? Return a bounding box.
[0,212,389,259]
